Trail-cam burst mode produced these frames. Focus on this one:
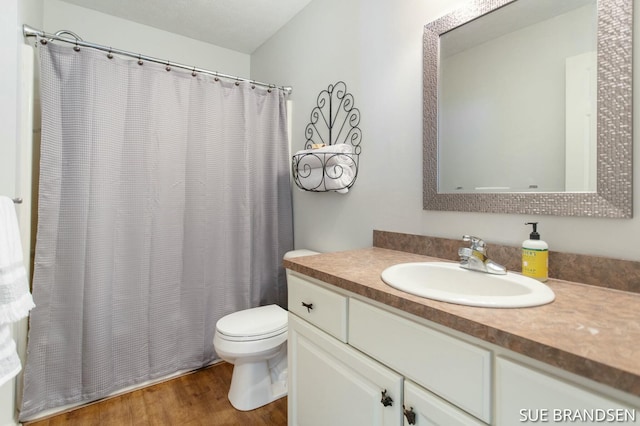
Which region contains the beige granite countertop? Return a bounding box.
[283,247,640,398]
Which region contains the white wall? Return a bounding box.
[252,0,640,261]
[0,2,20,202]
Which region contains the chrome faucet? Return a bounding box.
[458,235,506,275]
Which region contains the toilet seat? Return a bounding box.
[216,304,287,342]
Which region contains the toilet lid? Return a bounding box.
[216,304,287,340]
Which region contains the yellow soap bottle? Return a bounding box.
[522,222,548,282]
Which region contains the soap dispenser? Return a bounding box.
[522,222,548,282]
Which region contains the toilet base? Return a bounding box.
[227,345,287,411]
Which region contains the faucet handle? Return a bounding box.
[462,235,486,252]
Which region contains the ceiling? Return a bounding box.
[60,0,313,54]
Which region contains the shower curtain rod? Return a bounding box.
[22,24,293,95]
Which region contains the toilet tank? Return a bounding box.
[284,250,319,281]
[284,249,319,259]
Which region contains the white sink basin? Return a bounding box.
[381,262,555,308]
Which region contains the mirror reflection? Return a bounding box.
[438,0,597,194]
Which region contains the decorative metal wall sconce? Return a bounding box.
[292,81,362,193]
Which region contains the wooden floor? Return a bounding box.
[24,362,287,426]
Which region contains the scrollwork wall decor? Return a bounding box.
[292,81,362,193]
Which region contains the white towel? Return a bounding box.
[295,142,353,156]
[294,144,355,170]
[0,196,34,324]
[296,162,356,193]
[0,196,34,386]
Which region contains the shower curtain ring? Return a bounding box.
[191,67,197,77]
[235,78,240,86]
[138,54,143,66]
[165,61,171,72]
[107,48,113,59]
[73,41,80,52]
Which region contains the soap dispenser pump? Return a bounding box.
[522,222,548,282]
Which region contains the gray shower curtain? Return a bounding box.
[20,41,293,419]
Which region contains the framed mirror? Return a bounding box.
[423,0,632,217]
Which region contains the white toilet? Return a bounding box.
[213,249,318,411]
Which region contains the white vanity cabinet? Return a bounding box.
[287,271,640,426]
[287,272,487,426]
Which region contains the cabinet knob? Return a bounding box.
[301,302,313,313]
[403,405,416,425]
[380,389,393,407]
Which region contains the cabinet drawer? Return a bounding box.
[349,298,491,423]
[496,357,638,425]
[287,272,348,342]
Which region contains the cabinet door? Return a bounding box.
[403,380,486,426]
[288,313,403,426]
[496,357,638,425]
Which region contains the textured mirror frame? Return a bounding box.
[423,0,633,218]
